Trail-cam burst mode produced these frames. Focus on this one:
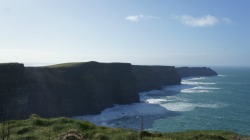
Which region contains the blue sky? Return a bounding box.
[0,0,249,66]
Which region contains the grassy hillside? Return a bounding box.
[1,115,248,140]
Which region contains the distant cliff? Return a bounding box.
[0,62,139,120]
[132,65,181,92]
[176,67,217,78]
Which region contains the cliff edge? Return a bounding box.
[177,67,218,78]
[132,65,181,92]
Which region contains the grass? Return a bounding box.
[1,114,249,140]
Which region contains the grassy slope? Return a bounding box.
[1,115,249,140]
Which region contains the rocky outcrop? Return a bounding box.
[177,67,217,78]
[132,65,181,92]
[0,62,139,120]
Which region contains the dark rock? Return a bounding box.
[0,63,28,120]
[177,67,217,78]
[0,62,139,120]
[132,65,181,92]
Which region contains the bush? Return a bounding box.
[140,130,153,137]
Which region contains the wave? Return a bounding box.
[182,77,207,81]
[218,75,229,77]
[162,84,194,91]
[160,102,221,112]
[181,86,219,93]
[182,81,216,85]
[74,102,171,125]
[75,75,223,129]
[188,77,207,80]
[146,98,168,104]
[192,86,220,90]
[181,89,210,93]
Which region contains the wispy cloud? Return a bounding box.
[173,14,233,27]
[125,15,159,22]
[174,15,219,27]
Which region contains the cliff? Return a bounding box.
[132,65,181,92]
[0,62,217,121]
[0,62,139,120]
[0,63,28,120]
[177,67,218,78]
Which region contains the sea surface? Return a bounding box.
[75,67,250,135]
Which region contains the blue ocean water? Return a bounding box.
[75,67,250,135]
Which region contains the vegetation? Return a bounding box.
[0,114,249,140]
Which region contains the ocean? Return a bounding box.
[75,67,250,135]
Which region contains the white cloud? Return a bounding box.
[175,15,219,27]
[125,15,159,22]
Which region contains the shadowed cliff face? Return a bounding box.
[0,62,217,121]
[0,63,28,121]
[0,62,139,120]
[25,62,139,118]
[132,65,181,92]
[176,67,218,78]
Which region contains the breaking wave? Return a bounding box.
[75,76,224,129]
[161,102,222,112]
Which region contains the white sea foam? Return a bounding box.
[146,98,167,104]
[188,77,207,80]
[160,102,220,112]
[139,90,163,102]
[182,81,216,85]
[181,86,219,93]
[218,75,229,77]
[192,86,220,90]
[74,102,170,124]
[181,89,209,93]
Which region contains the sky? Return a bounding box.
[0,0,250,67]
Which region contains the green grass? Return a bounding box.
[1,114,249,140]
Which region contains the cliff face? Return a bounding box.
[0,63,28,120]
[132,65,181,92]
[177,67,218,78]
[0,62,217,121]
[0,62,139,120]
